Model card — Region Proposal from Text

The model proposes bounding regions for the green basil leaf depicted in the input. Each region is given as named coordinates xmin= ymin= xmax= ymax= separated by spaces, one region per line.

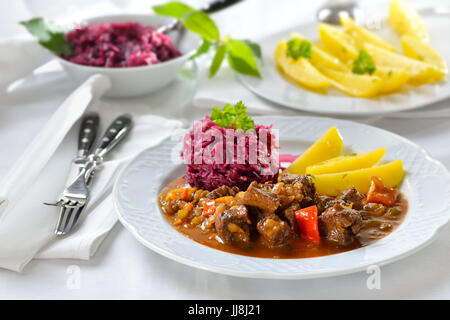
xmin=152 ymin=1 xmax=195 ymax=19
xmin=209 ymin=44 xmax=227 ymax=77
xmin=226 ymin=39 xmax=261 ymax=78
xmin=227 ymin=55 xmax=261 ymax=78
xmin=243 ymin=39 xmax=262 ymax=60
xmin=20 ymin=17 xmax=72 ymax=55
xmin=190 ymin=39 xmax=211 ymax=60
xmin=41 ymin=33 xmax=72 ymax=55
xmin=181 ymin=11 xmax=220 ymax=41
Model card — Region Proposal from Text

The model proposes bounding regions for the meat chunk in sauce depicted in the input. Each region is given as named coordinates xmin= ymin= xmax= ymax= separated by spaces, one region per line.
xmin=279 ymin=201 xmax=300 ymax=237
xmin=215 ymin=205 xmax=252 ymax=244
xmin=279 ymin=173 xmax=316 ymax=207
xmin=246 ymin=203 xmax=292 ymax=247
xmin=338 ymin=186 xmax=366 ymax=210
xmin=256 ymin=214 xmax=291 ymax=247
xmin=319 ymin=202 xmax=363 ymax=246
xmin=241 ymin=182 xmax=280 ymax=213
xmin=206 ymin=185 xmax=240 ymax=199
xmin=315 ymin=195 xmax=338 ymax=215
xmin=316 ymin=187 xmax=366 ymax=214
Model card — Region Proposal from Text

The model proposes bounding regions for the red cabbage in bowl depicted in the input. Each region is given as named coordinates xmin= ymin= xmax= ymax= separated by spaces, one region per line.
xmin=62 ymin=22 xmax=181 ymax=67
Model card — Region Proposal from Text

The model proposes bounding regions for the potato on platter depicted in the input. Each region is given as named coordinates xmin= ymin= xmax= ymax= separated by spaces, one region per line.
xmin=318 ymin=67 xmax=382 ymax=98
xmin=318 ymin=23 xmax=359 ymax=62
xmin=312 ymin=160 xmax=404 ymax=196
xmin=364 ymin=43 xmax=443 ymax=85
xmin=290 ymin=32 xmax=349 ymax=72
xmin=274 ymin=41 xmax=331 ymax=89
xmin=287 ymin=127 xmax=343 ymax=175
xmin=305 ymin=147 xmax=386 ymax=175
xmin=401 ymin=35 xmax=448 ymax=76
xmin=373 ymin=67 xmax=410 ymax=94
xmin=340 ymin=17 xmax=397 ymax=52
xmin=388 ymin=0 xmax=428 ymax=41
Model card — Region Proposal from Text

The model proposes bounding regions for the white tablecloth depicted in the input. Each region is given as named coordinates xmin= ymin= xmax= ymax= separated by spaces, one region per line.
xmin=1 ymin=0 xmax=450 ymax=299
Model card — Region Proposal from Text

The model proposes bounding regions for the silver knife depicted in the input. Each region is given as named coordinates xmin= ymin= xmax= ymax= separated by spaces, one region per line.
xmin=55 ymin=114 xmax=133 ymax=235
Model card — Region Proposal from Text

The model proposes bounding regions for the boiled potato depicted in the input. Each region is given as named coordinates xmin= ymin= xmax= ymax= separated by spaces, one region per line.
xmin=306 ymin=147 xmax=386 ymax=175
xmin=290 ymin=33 xmax=349 ymax=72
xmin=388 ymin=0 xmax=428 ymax=41
xmin=274 ymin=0 xmax=446 ymax=98
xmin=318 ymin=23 xmax=359 ymax=62
xmin=287 ymin=126 xmax=343 ymax=175
xmin=340 ymin=17 xmax=397 ymax=52
xmin=317 ymin=67 xmax=382 ymax=98
xmin=312 ymin=160 xmax=404 ymax=195
xmin=274 ymin=40 xmax=331 ymax=89
xmin=364 ymin=43 xmax=443 ymax=85
xmin=401 ymin=35 xmax=448 ymax=76
xmin=374 ymin=66 xmax=410 ymax=94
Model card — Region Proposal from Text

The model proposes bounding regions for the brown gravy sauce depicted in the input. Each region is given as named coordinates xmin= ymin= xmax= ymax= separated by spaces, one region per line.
xmin=159 ymin=176 xmax=408 ymax=259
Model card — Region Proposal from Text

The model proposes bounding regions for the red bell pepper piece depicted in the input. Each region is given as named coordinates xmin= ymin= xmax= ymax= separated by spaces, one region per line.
xmin=367 ymin=176 xmax=398 ymax=206
xmin=202 ymin=199 xmax=217 ymax=217
xmin=295 ymin=205 xmax=320 ymax=244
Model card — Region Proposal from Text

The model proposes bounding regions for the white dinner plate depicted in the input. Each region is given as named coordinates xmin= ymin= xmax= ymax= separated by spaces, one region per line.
xmin=113 ymin=116 xmax=450 ymax=279
xmin=238 ymin=15 xmax=450 ymax=115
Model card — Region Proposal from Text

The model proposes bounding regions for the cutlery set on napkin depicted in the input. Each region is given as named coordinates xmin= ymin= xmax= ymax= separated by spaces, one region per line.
xmin=44 ymin=113 xmax=132 ymax=235
xmin=0 ymin=73 xmax=183 ymax=272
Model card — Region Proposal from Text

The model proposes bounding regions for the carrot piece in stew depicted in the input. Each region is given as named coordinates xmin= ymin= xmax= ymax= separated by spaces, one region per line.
xmin=295 ymin=205 xmax=320 ymax=243
xmin=181 ymin=188 xmax=190 ymax=201
xmin=367 ymin=176 xmax=398 ymax=206
xmin=202 ymin=199 xmax=217 ymax=217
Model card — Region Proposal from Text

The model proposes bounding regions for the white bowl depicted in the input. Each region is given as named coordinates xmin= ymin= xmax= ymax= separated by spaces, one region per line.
xmin=55 ymin=14 xmax=201 ymax=97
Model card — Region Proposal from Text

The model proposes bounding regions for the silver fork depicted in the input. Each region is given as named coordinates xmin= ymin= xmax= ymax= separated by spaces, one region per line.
xmin=54 ymin=168 xmax=97 ymax=235
xmin=44 ymin=162 xmax=94 ymax=209
xmin=55 ymin=203 xmax=85 ymax=235
xmin=44 ymin=113 xmax=100 ymax=210
xmin=45 ymin=113 xmax=100 ymax=233
xmin=54 ymin=114 xmax=132 ymax=235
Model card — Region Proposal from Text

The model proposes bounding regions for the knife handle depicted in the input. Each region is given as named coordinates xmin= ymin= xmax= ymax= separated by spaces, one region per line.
xmin=202 ymin=0 xmax=243 ymax=13
xmin=78 ymin=113 xmax=100 ymax=157
xmin=94 ymin=114 xmax=132 ymax=158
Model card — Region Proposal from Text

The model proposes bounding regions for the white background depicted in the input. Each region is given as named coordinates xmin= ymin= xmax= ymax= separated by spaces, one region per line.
xmin=1 ymin=0 xmax=450 ymax=299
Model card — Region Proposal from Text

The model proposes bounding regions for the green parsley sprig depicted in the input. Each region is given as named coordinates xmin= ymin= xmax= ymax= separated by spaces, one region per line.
xmin=153 ymin=1 xmax=262 ymax=78
xmin=352 ymin=50 xmax=376 ymax=75
xmin=210 ymin=101 xmax=255 ymax=131
xmin=286 ymin=38 xmax=312 ymax=60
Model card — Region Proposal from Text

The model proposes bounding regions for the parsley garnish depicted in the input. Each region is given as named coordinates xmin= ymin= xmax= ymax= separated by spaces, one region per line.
xmin=352 ymin=50 xmax=376 ymax=75
xmin=210 ymin=101 xmax=255 ymax=131
xmin=286 ymin=39 xmax=312 ymax=60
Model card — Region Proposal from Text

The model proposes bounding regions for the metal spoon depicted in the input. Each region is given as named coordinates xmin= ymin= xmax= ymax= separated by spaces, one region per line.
xmin=317 ymin=0 xmax=450 ymax=25
xmin=316 ymin=0 xmax=364 ymax=25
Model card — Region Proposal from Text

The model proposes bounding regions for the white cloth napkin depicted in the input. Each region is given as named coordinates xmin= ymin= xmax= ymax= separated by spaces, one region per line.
xmin=0 ymin=72 xmax=183 ymax=272
xmin=0 ymin=36 xmax=52 ymax=88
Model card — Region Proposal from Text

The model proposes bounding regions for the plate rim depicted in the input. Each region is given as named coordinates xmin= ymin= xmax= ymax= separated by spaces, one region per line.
xmin=238 ymin=20 xmax=450 ymax=116
xmin=113 ymin=115 xmax=450 ymax=279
